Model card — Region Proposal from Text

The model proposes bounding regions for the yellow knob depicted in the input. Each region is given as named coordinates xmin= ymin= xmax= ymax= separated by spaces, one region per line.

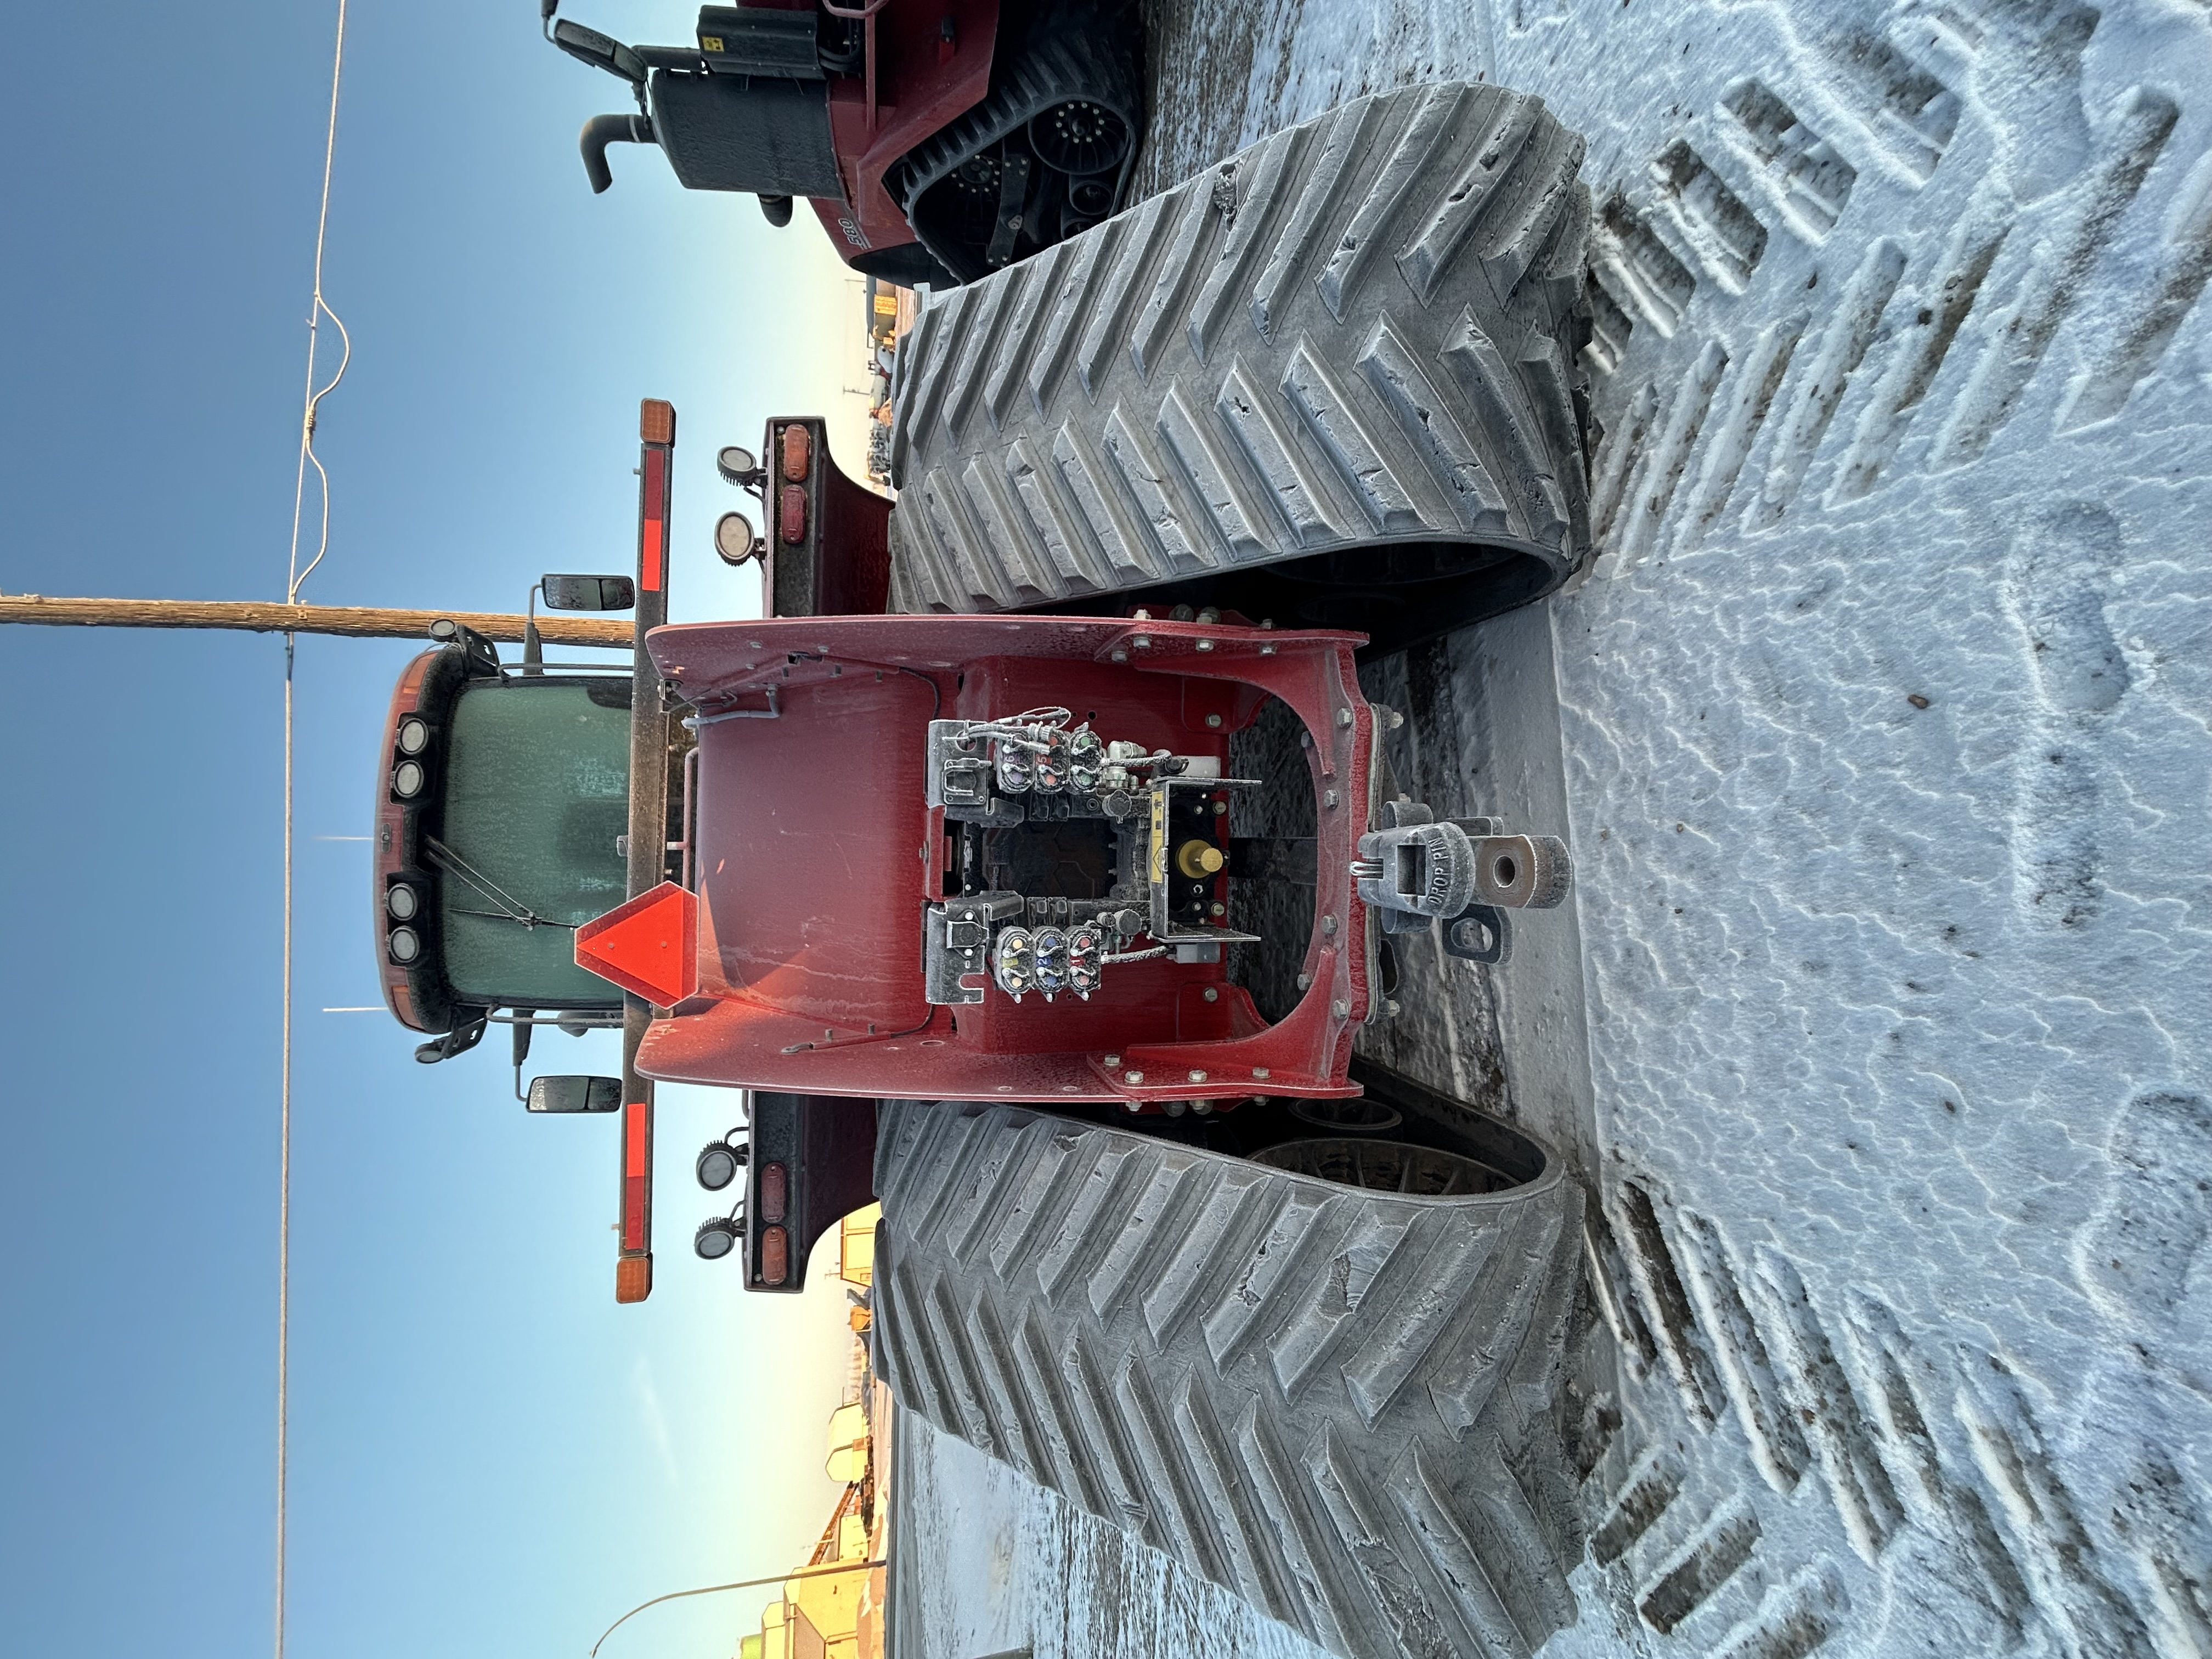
xmin=1176 ymin=839 xmax=1226 ymax=879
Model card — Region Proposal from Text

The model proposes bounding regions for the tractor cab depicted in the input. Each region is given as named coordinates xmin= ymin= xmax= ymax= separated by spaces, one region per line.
xmin=371 ymin=590 xmax=687 ymax=1097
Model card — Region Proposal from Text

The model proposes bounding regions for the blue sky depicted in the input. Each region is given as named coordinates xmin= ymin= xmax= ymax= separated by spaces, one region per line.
xmin=1 ymin=4 xmax=877 ymax=1655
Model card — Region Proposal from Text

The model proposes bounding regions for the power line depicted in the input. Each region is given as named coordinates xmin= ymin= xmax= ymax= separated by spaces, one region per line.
xmin=278 ymin=5 xmax=348 ymax=1659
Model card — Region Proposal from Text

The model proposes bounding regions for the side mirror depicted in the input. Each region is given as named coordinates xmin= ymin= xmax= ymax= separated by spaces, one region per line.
xmin=526 ymin=1075 xmax=624 ymax=1114
xmin=551 ymin=18 xmax=646 ymax=83
xmin=540 ymin=573 xmax=636 ymax=611
xmin=716 ymin=446 xmax=760 ymax=486
xmin=714 ymin=512 xmax=762 ymax=567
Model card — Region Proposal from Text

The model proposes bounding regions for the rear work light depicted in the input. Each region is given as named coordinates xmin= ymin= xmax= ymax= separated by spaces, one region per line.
xmin=392 ymin=760 xmax=426 ymax=799
xmin=694 ymin=1216 xmax=740 ymax=1260
xmin=387 ymin=926 xmax=420 ymax=965
xmin=396 ymin=716 xmax=430 ymax=755
xmin=385 ymin=884 xmax=420 ymax=922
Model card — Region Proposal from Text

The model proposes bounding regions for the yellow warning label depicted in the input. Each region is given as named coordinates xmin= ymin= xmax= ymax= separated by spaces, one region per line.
xmin=699 ymin=34 xmax=725 ymax=50
xmin=1148 ymin=785 xmax=1167 ymax=885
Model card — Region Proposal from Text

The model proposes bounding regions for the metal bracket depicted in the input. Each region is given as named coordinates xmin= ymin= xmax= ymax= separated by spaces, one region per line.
xmin=1440 ymin=904 xmax=1511 ymax=965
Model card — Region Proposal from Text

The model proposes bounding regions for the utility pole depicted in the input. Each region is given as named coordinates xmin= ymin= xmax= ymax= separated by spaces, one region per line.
xmin=0 ymin=592 xmax=631 ymax=647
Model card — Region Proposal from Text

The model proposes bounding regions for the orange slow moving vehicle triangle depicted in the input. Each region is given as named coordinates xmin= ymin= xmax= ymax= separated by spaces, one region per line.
xmin=575 ymin=881 xmax=698 ymax=1008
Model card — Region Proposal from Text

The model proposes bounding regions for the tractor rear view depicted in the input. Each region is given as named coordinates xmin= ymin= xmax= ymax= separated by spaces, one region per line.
xmin=379 ymin=78 xmax=1608 ymax=1659
xmin=544 ymin=0 xmax=1144 ymax=286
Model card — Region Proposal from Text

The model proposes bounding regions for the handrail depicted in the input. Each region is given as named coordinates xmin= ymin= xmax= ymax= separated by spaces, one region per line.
xmin=819 ymin=0 xmax=894 ymax=133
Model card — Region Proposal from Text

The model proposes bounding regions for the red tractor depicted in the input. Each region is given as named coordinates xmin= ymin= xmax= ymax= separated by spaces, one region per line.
xmin=378 ymin=82 xmax=1606 ymax=1659
xmin=543 ymin=0 xmax=1144 ymax=286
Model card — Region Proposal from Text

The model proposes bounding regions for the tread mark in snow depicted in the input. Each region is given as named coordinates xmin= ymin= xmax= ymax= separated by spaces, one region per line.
xmin=1612 ymin=1182 xmax=1726 ymax=1424
xmin=1808 ymin=27 xmax=1960 ymax=184
xmin=1651 ymin=140 xmax=1771 ymax=293
xmin=1582 ymin=1206 xmax=1660 ymax=1373
xmin=2062 ymin=138 xmax=2212 ymax=430
xmin=1707 ymin=1564 xmax=1847 ymax=1659
xmin=1670 ymin=1208 xmax=1810 ymax=1493
xmin=1591 ymin=1449 xmax=1685 ymax=1565
xmin=1839 ymin=1293 xmax=2034 ymax=1635
xmin=1616 ymin=338 xmax=1729 ymax=568
xmin=1830 ymin=199 xmax=2010 ymax=502
xmin=1717 ymin=81 xmax=1859 ymax=244
xmin=1955 ymin=1364 xmax=2153 ymax=1655
xmin=1638 ymin=1495 xmax=1762 ymax=1634
xmin=1935 ymin=86 xmax=2179 ymax=469
xmin=1750 ymin=239 xmax=1906 ymax=529
xmin=1590 ymin=380 xmax=1661 ymax=546
xmin=1680 ymin=311 xmax=1808 ymax=548
xmin=1746 ymin=1248 xmax=1905 ymax=1564
xmin=1593 ymin=193 xmax=1697 ymax=336
xmin=1583 ymin=276 xmax=1634 ymax=374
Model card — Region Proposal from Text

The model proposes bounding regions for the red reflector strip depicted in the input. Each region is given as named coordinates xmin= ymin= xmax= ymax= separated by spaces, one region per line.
xmin=780 ymin=423 xmax=811 ymax=482
xmin=641 ymin=447 xmax=668 ymax=592
xmin=758 ymin=1224 xmax=789 ymax=1286
xmin=759 ymin=1161 xmax=788 ymax=1223
xmin=622 ymin=1100 xmax=649 ymax=1252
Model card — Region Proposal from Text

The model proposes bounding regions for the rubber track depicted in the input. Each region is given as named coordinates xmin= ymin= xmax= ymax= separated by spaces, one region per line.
xmin=886 ymin=82 xmax=1594 ymax=614
xmin=872 ymin=1100 xmax=1589 ymax=1659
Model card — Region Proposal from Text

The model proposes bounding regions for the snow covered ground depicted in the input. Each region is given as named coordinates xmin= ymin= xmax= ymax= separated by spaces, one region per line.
xmin=891 ymin=0 xmax=2212 ymax=1654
